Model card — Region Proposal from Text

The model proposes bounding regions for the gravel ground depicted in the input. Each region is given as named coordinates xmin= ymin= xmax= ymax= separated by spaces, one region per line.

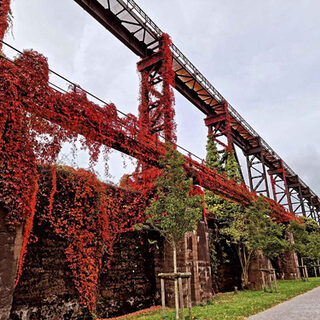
xmin=247 ymin=286 xmax=320 ymax=320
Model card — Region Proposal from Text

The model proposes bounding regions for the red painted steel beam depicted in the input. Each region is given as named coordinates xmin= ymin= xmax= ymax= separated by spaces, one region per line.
xmin=175 ymin=77 xmax=213 ymax=115
xmin=204 ymin=114 xmax=227 ymax=126
xmin=73 ymin=0 xmax=151 ymax=58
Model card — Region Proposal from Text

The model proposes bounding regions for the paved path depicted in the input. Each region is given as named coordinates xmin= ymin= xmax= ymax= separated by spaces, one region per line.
xmin=247 ymin=286 xmax=320 ymax=320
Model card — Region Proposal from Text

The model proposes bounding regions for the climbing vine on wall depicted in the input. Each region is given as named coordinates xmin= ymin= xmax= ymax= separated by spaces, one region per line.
xmin=0 ymin=49 xmax=155 ymax=311
xmin=35 ymin=166 xmax=147 ymax=312
xmin=138 ymin=33 xmax=176 ymax=143
xmin=0 ymin=0 xmax=10 ymax=50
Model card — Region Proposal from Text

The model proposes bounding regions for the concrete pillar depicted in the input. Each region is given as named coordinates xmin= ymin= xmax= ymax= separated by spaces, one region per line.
xmin=157 ymin=221 xmax=213 ymax=307
xmin=275 ymin=231 xmax=300 ymax=280
xmin=195 ymin=221 xmax=212 ymax=303
xmin=186 ymin=229 xmax=201 ymax=305
xmin=248 ymin=250 xmax=272 ymax=290
xmin=0 ymin=206 xmax=23 ymax=320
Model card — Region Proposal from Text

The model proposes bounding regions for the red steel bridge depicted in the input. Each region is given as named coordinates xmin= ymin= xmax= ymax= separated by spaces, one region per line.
xmin=72 ymin=0 xmax=320 ymax=222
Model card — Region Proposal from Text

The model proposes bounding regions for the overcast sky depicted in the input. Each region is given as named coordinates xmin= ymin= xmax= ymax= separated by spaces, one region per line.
xmin=4 ymin=0 xmax=320 ymax=195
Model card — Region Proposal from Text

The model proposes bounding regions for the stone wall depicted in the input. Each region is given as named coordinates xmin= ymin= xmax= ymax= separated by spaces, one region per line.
xmin=10 ymin=220 xmax=90 ymax=320
xmin=207 ymin=220 xmax=242 ymax=293
xmin=155 ymin=221 xmax=213 ymax=307
xmin=274 ymin=231 xmax=300 ymax=280
xmin=4 ymin=207 xmax=213 ymax=319
xmin=211 ymin=245 xmax=242 ymax=293
xmin=10 ymin=219 xmax=160 ymax=320
xmin=0 ymin=206 xmax=23 ymax=320
xmin=208 ymin=227 xmax=299 ymax=292
xmin=196 ymin=222 xmax=213 ymax=302
xmin=248 ymin=250 xmax=272 ymax=290
xmin=96 ymin=231 xmax=160 ymax=319
xmin=2 ymin=201 xmax=300 ymax=319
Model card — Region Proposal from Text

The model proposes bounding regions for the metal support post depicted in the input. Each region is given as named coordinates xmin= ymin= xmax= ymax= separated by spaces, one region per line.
xmin=268 ymin=160 xmax=293 ymax=212
xmin=137 ymin=34 xmax=176 ymax=143
xmin=204 ymin=101 xmax=234 ymax=154
xmin=287 ymin=176 xmax=306 ymax=217
xmin=245 ymin=138 xmax=270 ymax=197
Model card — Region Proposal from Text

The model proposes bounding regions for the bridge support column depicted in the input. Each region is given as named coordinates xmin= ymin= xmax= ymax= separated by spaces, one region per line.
xmin=244 ymin=138 xmax=270 ymax=197
xmin=300 ymin=189 xmax=320 ymax=222
xmin=287 ymin=176 xmax=306 ymax=217
xmin=307 ymin=202 xmax=317 ymax=221
xmin=204 ymin=102 xmax=245 ymax=180
xmin=312 ymin=200 xmax=320 ymax=224
xmin=204 ymin=101 xmax=233 ymax=154
xmin=157 ymin=221 xmax=213 ymax=307
xmin=247 ymin=250 xmax=272 ymax=290
xmin=308 ymin=196 xmax=320 ymax=223
xmin=275 ymin=230 xmax=300 ymax=280
xmin=268 ymin=160 xmax=293 ymax=213
xmin=137 ymin=34 xmax=176 ymax=143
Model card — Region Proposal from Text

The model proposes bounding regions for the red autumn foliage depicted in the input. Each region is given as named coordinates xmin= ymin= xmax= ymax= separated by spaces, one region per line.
xmin=34 ymin=166 xmax=147 ymax=312
xmin=138 ymin=34 xmax=176 ymax=143
xmin=0 ymin=0 xmax=10 ymax=50
xmin=0 ymin=48 xmax=152 ymax=312
xmin=263 ymin=196 xmax=300 ymax=224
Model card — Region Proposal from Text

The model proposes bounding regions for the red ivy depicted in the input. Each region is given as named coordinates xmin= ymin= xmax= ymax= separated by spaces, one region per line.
xmin=137 ymin=34 xmax=176 ymax=143
xmin=0 ymin=51 xmax=151 ymax=312
xmin=35 ymin=166 xmax=147 ymax=312
xmin=0 ymin=0 xmax=10 ymax=50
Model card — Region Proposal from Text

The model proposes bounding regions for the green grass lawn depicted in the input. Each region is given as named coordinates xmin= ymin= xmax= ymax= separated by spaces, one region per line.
xmin=124 ymin=278 xmax=320 ymax=320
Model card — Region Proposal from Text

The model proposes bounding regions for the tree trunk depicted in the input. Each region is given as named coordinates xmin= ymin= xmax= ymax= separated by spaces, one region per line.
xmin=243 ymin=263 xmax=250 ymax=288
xmin=301 ymin=257 xmax=305 ymax=280
xmin=172 ymin=240 xmax=179 ymax=320
xmin=237 ymin=244 xmax=251 ymax=289
xmin=237 ymin=245 xmax=244 ymax=288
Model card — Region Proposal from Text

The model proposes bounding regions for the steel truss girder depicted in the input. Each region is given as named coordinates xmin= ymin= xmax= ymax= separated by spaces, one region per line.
xmin=204 ymin=101 xmax=233 ymax=153
xmin=302 ymin=196 xmax=320 ymax=222
xmin=268 ymin=160 xmax=293 ymax=213
xmin=137 ymin=36 xmax=175 ymax=143
xmin=204 ymin=104 xmax=246 ymax=182
xmin=287 ymin=176 xmax=306 ymax=217
xmin=288 ymin=188 xmax=306 ymax=217
xmin=245 ymin=139 xmax=270 ymax=197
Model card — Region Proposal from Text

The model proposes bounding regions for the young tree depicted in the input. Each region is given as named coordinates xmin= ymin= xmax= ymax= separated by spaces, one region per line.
xmin=290 ymin=217 xmax=320 ymax=266
xmin=145 ymin=142 xmax=202 ymax=319
xmin=204 ymin=135 xmax=287 ymax=288
xmin=221 ymin=197 xmax=287 ymax=288
xmin=308 ymin=232 xmax=320 ymax=266
xmin=224 ymin=151 xmax=242 ymax=183
xmin=205 ymin=134 xmax=223 ymax=174
xmin=204 ymin=136 xmax=242 ymax=220
xmin=204 ymin=136 xmax=243 ymax=286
